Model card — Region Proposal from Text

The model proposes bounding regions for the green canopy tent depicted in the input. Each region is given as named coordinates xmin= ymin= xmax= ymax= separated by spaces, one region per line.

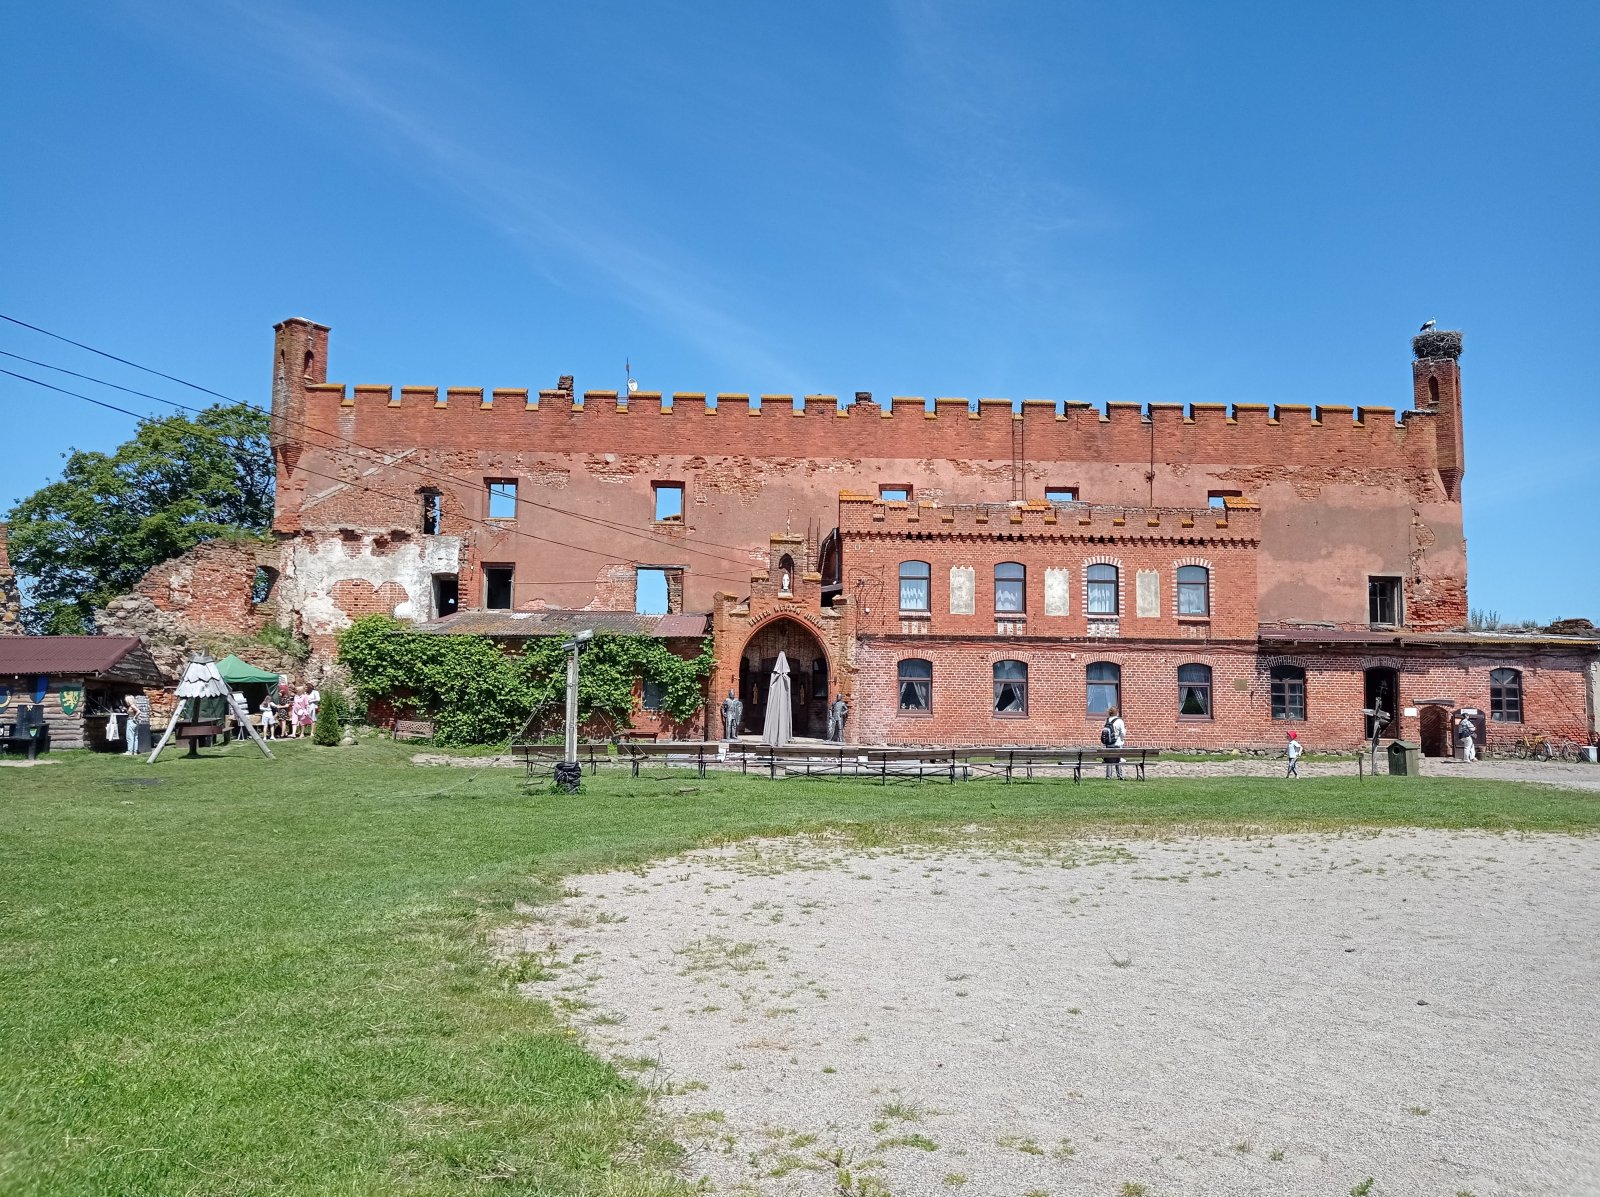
xmin=215 ymin=655 xmax=281 ymax=730
xmin=216 ymin=656 xmax=280 ymax=685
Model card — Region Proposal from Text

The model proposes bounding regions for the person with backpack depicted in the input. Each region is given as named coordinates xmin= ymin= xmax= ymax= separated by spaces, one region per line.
xmin=1285 ymin=730 xmax=1302 ymax=778
xmin=1101 ymin=706 xmax=1127 ymax=780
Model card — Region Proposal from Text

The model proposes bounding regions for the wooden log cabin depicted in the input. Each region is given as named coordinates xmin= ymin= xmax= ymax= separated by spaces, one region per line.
xmin=0 ymin=636 xmax=167 ymax=753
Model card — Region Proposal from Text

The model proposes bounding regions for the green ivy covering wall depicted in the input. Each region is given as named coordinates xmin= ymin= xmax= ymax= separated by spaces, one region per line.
xmin=337 ymin=615 xmax=715 ymax=745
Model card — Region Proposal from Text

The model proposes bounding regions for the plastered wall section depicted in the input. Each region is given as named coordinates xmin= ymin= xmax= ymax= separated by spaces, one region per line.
xmin=281 ymin=531 xmax=463 ymax=655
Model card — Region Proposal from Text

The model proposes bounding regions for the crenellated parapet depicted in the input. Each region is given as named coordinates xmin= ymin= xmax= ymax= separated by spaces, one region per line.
xmin=272 ymin=319 xmax=1447 ymax=477
xmin=837 ymin=495 xmax=1262 ymax=547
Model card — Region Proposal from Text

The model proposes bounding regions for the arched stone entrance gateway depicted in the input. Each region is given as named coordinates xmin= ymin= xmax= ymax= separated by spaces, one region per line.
xmin=737 ymin=617 xmax=830 ymax=738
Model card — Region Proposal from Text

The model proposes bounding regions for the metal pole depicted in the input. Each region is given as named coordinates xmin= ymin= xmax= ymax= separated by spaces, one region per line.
xmin=554 ymin=630 xmax=590 ymax=793
xmin=563 ymin=642 xmax=579 ymax=765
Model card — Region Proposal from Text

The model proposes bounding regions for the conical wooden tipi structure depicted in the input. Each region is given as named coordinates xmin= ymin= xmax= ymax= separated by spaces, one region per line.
xmin=146 ymin=652 xmax=273 ymax=762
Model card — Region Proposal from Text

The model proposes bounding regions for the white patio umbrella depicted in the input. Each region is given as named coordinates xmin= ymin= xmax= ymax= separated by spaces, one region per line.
xmin=761 ymin=652 xmax=792 ymax=747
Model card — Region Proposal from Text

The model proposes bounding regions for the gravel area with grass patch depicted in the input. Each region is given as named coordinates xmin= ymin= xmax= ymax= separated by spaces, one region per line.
xmin=514 ymin=829 xmax=1600 ymax=1197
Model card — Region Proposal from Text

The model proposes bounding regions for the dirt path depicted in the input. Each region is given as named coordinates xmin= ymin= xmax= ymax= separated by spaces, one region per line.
xmin=515 ymin=830 xmax=1600 ymax=1197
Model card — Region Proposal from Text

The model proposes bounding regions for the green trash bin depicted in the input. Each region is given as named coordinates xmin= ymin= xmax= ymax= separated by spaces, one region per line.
xmin=1386 ymin=739 xmax=1421 ymax=776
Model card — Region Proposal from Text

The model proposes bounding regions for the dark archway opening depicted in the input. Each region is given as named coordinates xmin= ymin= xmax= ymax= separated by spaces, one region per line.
xmin=1364 ymin=668 xmax=1400 ymax=740
xmin=736 ymin=617 xmax=829 ymax=738
xmin=1419 ymin=704 xmax=1450 ymax=757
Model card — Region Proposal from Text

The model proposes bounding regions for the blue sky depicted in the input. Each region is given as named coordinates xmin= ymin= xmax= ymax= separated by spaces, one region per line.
xmin=2 ymin=1 xmax=1595 ymax=622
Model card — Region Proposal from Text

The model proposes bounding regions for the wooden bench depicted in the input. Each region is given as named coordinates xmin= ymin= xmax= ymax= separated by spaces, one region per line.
xmin=620 ymin=741 xmax=722 ymax=779
xmin=973 ymin=747 xmax=1162 ymax=783
xmin=510 ymin=742 xmax=612 ymax=779
xmin=728 ymin=744 xmax=970 ymax=783
xmin=1087 ymin=748 xmax=1160 ymax=781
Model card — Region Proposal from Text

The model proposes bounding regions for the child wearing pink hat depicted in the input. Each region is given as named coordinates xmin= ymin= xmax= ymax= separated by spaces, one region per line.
xmin=1285 ymin=730 xmax=1302 ymax=778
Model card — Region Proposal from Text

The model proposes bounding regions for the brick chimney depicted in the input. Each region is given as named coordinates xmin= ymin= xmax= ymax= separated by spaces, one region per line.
xmin=1412 ymin=329 xmax=1464 ymax=502
xmin=0 ymin=523 xmax=22 ymax=634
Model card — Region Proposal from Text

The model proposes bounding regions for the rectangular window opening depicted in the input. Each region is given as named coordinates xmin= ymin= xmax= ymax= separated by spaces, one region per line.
xmin=897 ymin=659 xmax=932 ymax=712
xmin=1044 ymin=487 xmax=1078 ymax=504
xmin=1368 ymin=576 xmax=1402 ymax=627
xmin=636 ymin=567 xmax=684 ymax=615
xmin=641 ymin=678 xmax=667 ymax=711
xmin=653 ymin=482 xmax=684 ymax=522
xmin=1208 ymin=490 xmax=1242 ymax=509
xmin=421 ymin=490 xmax=443 ymax=534
xmin=486 ymin=479 xmax=518 ymax=520
xmin=484 ymin=566 xmax=514 ymax=610
xmin=879 ymin=485 xmax=912 ymax=502
xmin=432 ymin=573 xmax=459 ymax=617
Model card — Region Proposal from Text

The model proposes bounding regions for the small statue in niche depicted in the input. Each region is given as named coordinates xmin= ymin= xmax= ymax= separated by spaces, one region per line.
xmin=720 ymin=690 xmax=744 ymax=740
xmin=780 ymin=569 xmax=791 ymax=595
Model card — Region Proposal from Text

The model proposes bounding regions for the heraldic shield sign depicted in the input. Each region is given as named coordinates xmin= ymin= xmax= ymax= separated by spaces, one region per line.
xmin=59 ymin=684 xmax=84 ymax=716
xmin=0 ymin=683 xmax=10 ymax=710
xmin=32 ymin=675 xmax=48 ymax=703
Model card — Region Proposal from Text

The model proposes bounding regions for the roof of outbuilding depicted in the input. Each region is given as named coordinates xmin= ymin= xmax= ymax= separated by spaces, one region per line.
xmin=408 ymin=610 xmax=710 ymax=639
xmin=0 ymin=635 xmax=168 ymax=684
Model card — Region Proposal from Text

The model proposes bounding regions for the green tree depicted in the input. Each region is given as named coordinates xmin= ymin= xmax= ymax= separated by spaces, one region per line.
xmin=5 ymin=404 xmax=272 ymax=632
xmin=311 ymin=690 xmax=345 ymax=747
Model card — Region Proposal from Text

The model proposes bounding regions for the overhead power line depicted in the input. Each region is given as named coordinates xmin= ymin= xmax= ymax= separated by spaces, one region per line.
xmin=0 ymin=366 xmax=752 ymax=589
xmin=0 ymin=313 xmax=783 ymax=572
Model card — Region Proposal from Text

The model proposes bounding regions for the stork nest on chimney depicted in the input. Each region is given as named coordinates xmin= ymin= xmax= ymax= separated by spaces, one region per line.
xmin=1412 ymin=330 xmax=1463 ymax=361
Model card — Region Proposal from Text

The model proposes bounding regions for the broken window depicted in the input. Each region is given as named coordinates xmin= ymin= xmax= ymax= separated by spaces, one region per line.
xmin=1177 ymin=565 xmax=1210 ymax=616
xmin=898 ymin=658 xmax=932 ymax=711
xmin=879 ymin=484 xmax=912 ymax=502
xmin=484 ymin=565 xmax=514 ymax=610
xmin=899 ymin=561 xmax=931 ymax=613
xmin=653 ymin=482 xmax=684 ymax=522
xmin=1270 ymin=664 xmax=1306 ymax=721
xmin=1368 ymin=577 xmax=1402 ymax=627
xmin=1178 ymin=663 xmax=1212 ymax=718
xmin=486 ymin=479 xmax=517 ymax=520
xmin=1086 ymin=661 xmax=1120 ymax=716
xmin=250 ymin=566 xmax=279 ymax=606
xmin=1044 ymin=487 xmax=1078 ymax=504
xmin=993 ymin=660 xmax=1028 ymax=715
xmin=641 ymin=678 xmax=666 ymax=711
xmin=420 ymin=489 xmax=443 ymax=534
xmin=1489 ymin=668 xmax=1522 ymax=723
xmin=994 ymin=562 xmax=1025 ymax=614
xmin=636 ymin=567 xmax=683 ymax=615
xmin=433 ymin=573 xmax=459 ymax=617
xmin=1086 ymin=563 xmax=1119 ymax=615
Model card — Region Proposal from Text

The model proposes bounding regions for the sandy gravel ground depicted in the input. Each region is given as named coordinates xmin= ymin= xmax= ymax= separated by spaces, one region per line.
xmin=514 ymin=830 xmax=1600 ymax=1197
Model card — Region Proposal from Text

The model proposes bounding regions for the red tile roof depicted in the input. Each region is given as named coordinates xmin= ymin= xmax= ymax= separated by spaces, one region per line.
xmin=0 ymin=636 xmax=166 ymax=682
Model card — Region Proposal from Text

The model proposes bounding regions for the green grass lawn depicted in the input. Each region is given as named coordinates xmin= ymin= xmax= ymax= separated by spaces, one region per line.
xmin=1 ymin=738 xmax=1594 ymax=1196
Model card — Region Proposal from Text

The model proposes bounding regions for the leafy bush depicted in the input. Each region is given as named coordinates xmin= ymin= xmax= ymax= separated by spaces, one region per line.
xmin=312 ymin=689 xmax=344 ymax=746
xmin=256 ymin=621 xmax=310 ymax=661
xmin=337 ymin=616 xmax=715 ymax=746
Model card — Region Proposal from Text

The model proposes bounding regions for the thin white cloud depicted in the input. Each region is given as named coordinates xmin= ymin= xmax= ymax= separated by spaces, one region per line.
xmin=184 ymin=2 xmax=805 ymax=384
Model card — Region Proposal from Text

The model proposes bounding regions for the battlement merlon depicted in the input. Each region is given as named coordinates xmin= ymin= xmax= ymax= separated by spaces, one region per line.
xmin=837 ymin=495 xmax=1263 ymax=545
xmin=272 ymin=320 xmax=1458 ymax=475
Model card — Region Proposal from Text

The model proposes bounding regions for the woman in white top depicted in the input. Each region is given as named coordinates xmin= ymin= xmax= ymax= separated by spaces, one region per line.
xmin=1102 ymin=706 xmax=1127 ymax=780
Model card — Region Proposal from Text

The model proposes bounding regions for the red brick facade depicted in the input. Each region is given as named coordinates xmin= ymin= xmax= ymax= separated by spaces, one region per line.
xmin=253 ymin=318 xmax=1596 ymax=750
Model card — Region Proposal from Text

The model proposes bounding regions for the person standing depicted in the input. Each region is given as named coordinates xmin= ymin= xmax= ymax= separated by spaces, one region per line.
xmin=307 ymin=684 xmax=322 ymax=730
xmin=123 ymin=693 xmax=143 ymax=757
xmin=1455 ymin=712 xmax=1477 ymax=762
xmin=260 ymin=693 xmax=279 ymax=741
xmin=1102 ymin=706 xmax=1127 ymax=780
xmin=1285 ymin=730 xmax=1302 ymax=778
xmin=290 ymin=685 xmax=311 ymax=739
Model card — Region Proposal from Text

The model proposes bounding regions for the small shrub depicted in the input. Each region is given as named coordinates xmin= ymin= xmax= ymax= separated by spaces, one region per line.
xmin=312 ymin=689 xmax=344 ymax=746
